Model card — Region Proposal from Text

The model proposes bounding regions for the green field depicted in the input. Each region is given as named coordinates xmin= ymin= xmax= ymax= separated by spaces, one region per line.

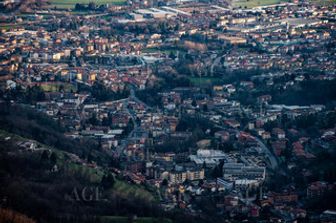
xmin=310 ymin=0 xmax=336 ymax=5
xmin=113 ymin=180 xmax=155 ymax=202
xmin=232 ymin=0 xmax=288 ymax=8
xmin=50 ymin=0 xmax=127 ymax=8
xmin=39 ymin=82 xmax=77 ymax=92
xmin=188 ymin=76 xmax=222 ymax=87
xmin=233 ymin=0 xmax=335 ymax=8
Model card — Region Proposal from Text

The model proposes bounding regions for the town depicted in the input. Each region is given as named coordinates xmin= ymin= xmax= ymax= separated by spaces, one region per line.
xmin=0 ymin=0 xmax=335 ymax=222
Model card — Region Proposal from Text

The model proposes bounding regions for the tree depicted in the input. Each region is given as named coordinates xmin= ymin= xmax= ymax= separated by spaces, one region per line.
xmin=25 ymin=86 xmax=45 ymax=104
xmin=90 ymin=81 xmax=129 ymax=101
xmin=101 ymin=173 xmax=115 ymax=189
xmin=125 ymin=118 xmax=134 ymax=135
xmin=88 ymin=2 xmax=96 ymax=10
xmin=161 ymin=179 xmax=168 ymax=186
xmin=88 ymin=113 xmax=99 ymax=126
xmin=169 ymin=51 xmax=176 ymax=60
xmin=40 ymin=150 xmax=49 ymax=162
xmin=50 ymin=152 xmax=58 ymax=165
xmin=87 ymin=150 xmax=94 ymax=163
xmin=191 ymin=99 xmax=197 ymax=107
xmin=74 ymin=3 xmax=83 ymax=11
xmin=102 ymin=116 xmax=111 ymax=126
xmin=211 ymin=160 xmax=224 ymax=178
xmin=202 ymin=104 xmax=208 ymax=112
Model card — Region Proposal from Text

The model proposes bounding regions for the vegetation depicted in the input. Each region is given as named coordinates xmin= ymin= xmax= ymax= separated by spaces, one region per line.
xmin=233 ymin=0 xmax=288 ymax=9
xmin=0 ymin=130 xmax=161 ymax=223
xmin=4 ymin=85 xmax=45 ymax=104
xmin=0 ymin=208 xmax=36 ymax=223
xmin=155 ymin=115 xmax=216 ymax=153
xmin=135 ymin=75 xmax=191 ymax=107
xmin=0 ymin=106 xmax=207 ymax=223
xmin=80 ymin=81 xmax=130 ymax=102
xmin=0 ymin=102 xmax=109 ymax=164
xmin=50 ymin=0 xmax=127 ymax=9
xmin=100 ymin=216 xmax=173 ymax=223
xmin=100 ymin=216 xmax=172 ymax=223
xmin=272 ymin=79 xmax=336 ymax=106
xmin=39 ymin=82 xmax=77 ymax=93
xmin=113 ymin=180 xmax=155 ymax=202
xmin=188 ymin=77 xmax=222 ymax=87
xmin=309 ymin=0 xmax=336 ymax=6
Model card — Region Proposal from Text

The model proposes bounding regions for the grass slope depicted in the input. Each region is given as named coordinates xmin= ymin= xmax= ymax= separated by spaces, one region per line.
xmin=0 ymin=129 xmax=161 ymax=222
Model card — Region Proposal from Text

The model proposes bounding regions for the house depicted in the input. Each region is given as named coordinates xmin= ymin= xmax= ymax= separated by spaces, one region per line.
xmin=224 ymin=119 xmax=240 ymax=128
xmin=306 ymin=181 xmax=334 ymax=198
xmin=272 ymin=128 xmax=286 ymax=139
xmin=270 ymin=192 xmax=298 ymax=204
xmin=271 ymin=140 xmax=287 ymax=156
xmin=262 ymin=131 xmax=271 ymax=140
xmin=257 ymin=95 xmax=272 ymax=104
xmin=214 ymin=130 xmax=230 ymax=142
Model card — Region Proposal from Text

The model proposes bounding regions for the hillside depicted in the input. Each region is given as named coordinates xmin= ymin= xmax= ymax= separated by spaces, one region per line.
xmin=0 ymin=103 xmax=204 ymax=223
xmin=0 ymin=129 xmax=169 ymax=223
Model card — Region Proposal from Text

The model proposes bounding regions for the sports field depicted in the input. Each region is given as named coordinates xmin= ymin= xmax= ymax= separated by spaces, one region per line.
xmin=50 ymin=0 xmax=127 ymax=8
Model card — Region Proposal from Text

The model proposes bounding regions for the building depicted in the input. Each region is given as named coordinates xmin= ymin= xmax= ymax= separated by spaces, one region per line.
xmin=189 ymin=149 xmax=227 ymax=168
xmin=168 ymin=164 xmax=205 ymax=184
xmin=223 ymin=163 xmax=266 ymax=181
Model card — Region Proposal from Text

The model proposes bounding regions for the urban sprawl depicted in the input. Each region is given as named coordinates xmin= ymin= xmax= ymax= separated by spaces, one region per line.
xmin=0 ymin=0 xmax=336 ymax=222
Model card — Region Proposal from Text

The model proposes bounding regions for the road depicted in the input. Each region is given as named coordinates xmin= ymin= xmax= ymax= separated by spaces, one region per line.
xmin=129 ymin=86 xmax=152 ymax=110
xmin=253 ymin=136 xmax=279 ymax=170
xmin=214 ymin=124 xmax=279 ymax=170
xmin=113 ymin=86 xmax=150 ymax=157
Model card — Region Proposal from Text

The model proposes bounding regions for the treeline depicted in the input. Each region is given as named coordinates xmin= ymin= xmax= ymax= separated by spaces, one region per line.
xmin=74 ymin=2 xmax=109 ymax=12
xmin=155 ymin=115 xmax=216 ymax=153
xmin=113 ymin=22 xmax=180 ymax=35
xmin=135 ymin=73 xmax=192 ymax=107
xmin=273 ymin=79 xmax=336 ymax=106
xmin=78 ymin=81 xmax=130 ymax=102
xmin=3 ymin=85 xmax=45 ymax=104
xmin=135 ymin=86 xmax=163 ymax=107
